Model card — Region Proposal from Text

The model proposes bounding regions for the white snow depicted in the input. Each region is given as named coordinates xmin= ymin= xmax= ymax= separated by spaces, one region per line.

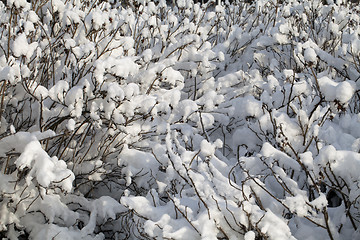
xmin=15 ymin=140 xmax=74 ymax=192
xmin=49 ymin=80 xmax=69 ymax=102
xmin=12 ymin=33 xmax=38 ymax=59
xmin=2 ymin=1 xmax=360 ymax=240
xmin=318 ymin=77 xmax=355 ymax=104
xmin=304 ymin=48 xmax=317 ymax=64
xmin=66 ymin=119 xmax=76 ymax=131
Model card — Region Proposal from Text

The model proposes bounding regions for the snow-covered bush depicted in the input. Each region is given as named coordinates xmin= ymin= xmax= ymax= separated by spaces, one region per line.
xmin=0 ymin=0 xmax=360 ymax=239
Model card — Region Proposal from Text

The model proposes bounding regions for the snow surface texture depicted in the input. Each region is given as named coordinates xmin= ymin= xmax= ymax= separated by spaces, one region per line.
xmin=0 ymin=0 xmax=360 ymax=239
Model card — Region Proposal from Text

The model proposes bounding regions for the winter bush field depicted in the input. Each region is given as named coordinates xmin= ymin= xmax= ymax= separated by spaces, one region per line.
xmin=0 ymin=0 xmax=360 ymax=239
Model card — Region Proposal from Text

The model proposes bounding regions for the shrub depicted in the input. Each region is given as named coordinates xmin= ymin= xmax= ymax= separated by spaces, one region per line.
xmin=0 ymin=0 xmax=359 ymax=239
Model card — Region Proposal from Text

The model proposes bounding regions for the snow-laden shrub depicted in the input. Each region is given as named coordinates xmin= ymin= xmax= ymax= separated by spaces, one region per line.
xmin=0 ymin=0 xmax=360 ymax=239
